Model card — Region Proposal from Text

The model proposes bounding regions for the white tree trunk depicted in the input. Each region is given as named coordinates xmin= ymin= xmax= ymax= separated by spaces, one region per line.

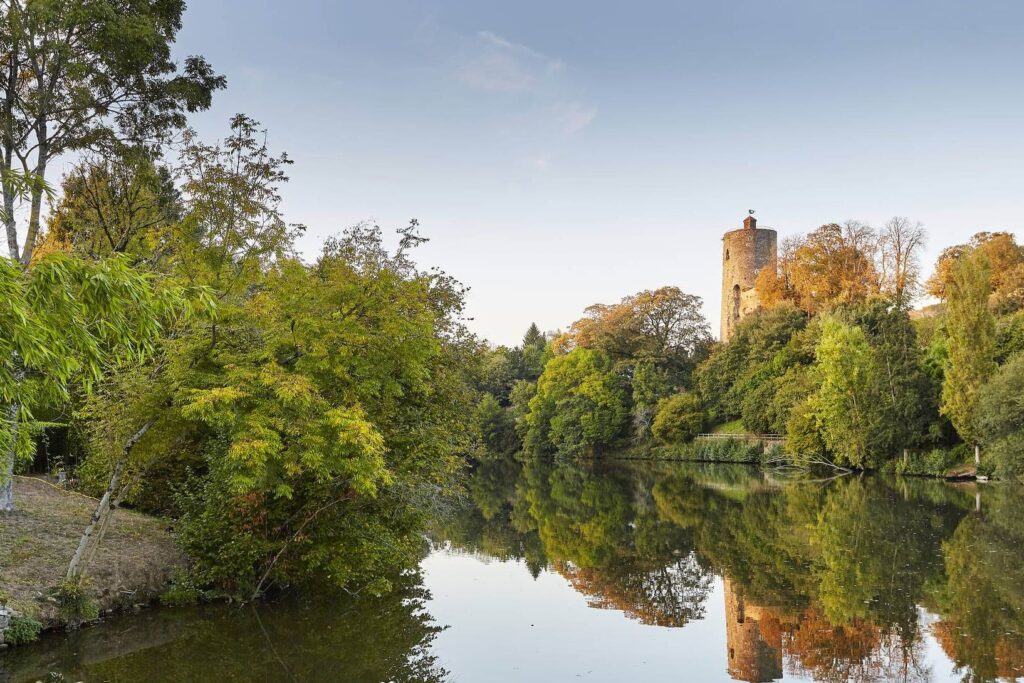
xmin=66 ymin=420 xmax=153 ymax=581
xmin=1 ymin=402 xmax=18 ymax=513
xmin=975 ymin=444 xmax=981 ymax=466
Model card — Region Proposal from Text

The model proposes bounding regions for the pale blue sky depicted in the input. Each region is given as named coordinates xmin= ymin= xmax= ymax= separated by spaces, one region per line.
xmin=175 ymin=1 xmax=1024 ymax=345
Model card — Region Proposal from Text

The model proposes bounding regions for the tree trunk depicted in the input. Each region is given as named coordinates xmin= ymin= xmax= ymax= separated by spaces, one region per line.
xmin=20 ymin=138 xmax=47 ymax=267
xmin=1 ymin=402 xmax=19 ymax=513
xmin=2 ymin=38 xmax=20 ymax=260
xmin=66 ymin=420 xmax=153 ymax=581
xmin=975 ymin=443 xmax=980 ymax=467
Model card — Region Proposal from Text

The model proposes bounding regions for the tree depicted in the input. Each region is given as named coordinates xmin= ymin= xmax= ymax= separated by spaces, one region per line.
xmin=927 ymin=232 xmax=1024 ymax=312
xmin=758 ymin=219 xmax=925 ymax=314
xmin=554 ymin=286 xmax=711 ymax=386
xmin=174 ymin=114 xmax=301 ymax=297
xmin=476 ymin=393 xmax=518 ymax=455
xmin=631 ymin=358 xmax=671 ymax=441
xmin=0 ymin=0 xmax=224 ymax=266
xmin=0 ymin=253 xmax=190 ymax=512
xmin=516 ymin=322 xmax=550 ymax=382
xmin=44 ymin=151 xmax=180 ymax=260
xmin=813 ymin=318 xmax=877 ymax=468
xmin=787 ymin=223 xmax=881 ymax=314
xmin=524 ymin=348 xmax=628 ymax=456
xmin=878 ymin=217 xmax=926 ymax=308
xmin=941 ymin=251 xmax=997 ymax=459
xmin=693 ymin=304 xmax=809 ymax=424
xmin=168 ymin=225 xmax=476 ymax=598
xmin=839 ymin=299 xmax=940 ymax=454
xmin=976 ymin=355 xmax=1024 ymax=481
xmin=651 ymin=393 xmax=705 ymax=445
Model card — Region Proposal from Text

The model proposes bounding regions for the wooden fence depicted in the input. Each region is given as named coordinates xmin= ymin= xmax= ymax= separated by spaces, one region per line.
xmin=695 ymin=432 xmax=786 ymax=445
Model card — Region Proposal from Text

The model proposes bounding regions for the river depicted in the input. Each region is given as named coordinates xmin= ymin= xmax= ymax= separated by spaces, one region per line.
xmin=2 ymin=458 xmax=1022 ymax=682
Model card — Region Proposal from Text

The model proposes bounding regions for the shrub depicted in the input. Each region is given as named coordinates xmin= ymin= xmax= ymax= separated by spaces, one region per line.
xmin=657 ymin=437 xmax=764 ymax=463
xmin=4 ymin=614 xmax=43 ymax=645
xmin=692 ymin=439 xmax=763 ymax=463
xmin=54 ymin=579 xmax=100 ymax=629
xmin=891 ymin=447 xmax=967 ymax=477
xmin=160 ymin=572 xmax=203 ymax=607
xmin=652 ymin=393 xmax=705 ymax=445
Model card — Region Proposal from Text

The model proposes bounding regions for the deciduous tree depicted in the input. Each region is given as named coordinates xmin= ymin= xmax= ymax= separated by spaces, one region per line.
xmin=941 ymin=251 xmax=997 ymax=457
xmin=0 ymin=0 xmax=224 ymax=266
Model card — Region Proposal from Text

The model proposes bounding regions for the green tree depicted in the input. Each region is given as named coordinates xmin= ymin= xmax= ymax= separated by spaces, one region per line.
xmin=171 ymin=226 xmax=476 ymax=598
xmin=813 ymin=318 xmax=876 ymax=468
xmin=0 ymin=0 xmax=224 ymax=266
xmin=45 ymin=151 xmax=180 ymax=260
xmin=476 ymin=393 xmax=518 ymax=455
xmin=556 ymin=287 xmax=711 ymax=386
xmin=651 ymin=393 xmax=704 ymax=445
xmin=0 ymin=254 xmax=192 ymax=512
xmin=694 ymin=304 xmax=808 ymax=424
xmin=941 ymin=251 xmax=997 ymax=458
xmin=524 ymin=348 xmax=627 ymax=456
xmin=631 ymin=358 xmax=671 ymax=441
xmin=976 ymin=354 xmax=1024 ymax=480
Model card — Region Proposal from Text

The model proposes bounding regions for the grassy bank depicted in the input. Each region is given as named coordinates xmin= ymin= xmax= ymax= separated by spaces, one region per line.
xmin=639 ymin=437 xmax=981 ymax=480
xmin=0 ymin=477 xmax=184 ymax=642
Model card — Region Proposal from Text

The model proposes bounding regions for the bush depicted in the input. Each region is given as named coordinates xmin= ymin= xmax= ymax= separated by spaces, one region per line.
xmin=159 ymin=572 xmax=203 ymax=607
xmin=4 ymin=614 xmax=43 ymax=645
xmin=54 ymin=579 xmax=100 ymax=629
xmin=652 ymin=393 xmax=705 ymax=445
xmin=890 ymin=447 xmax=967 ymax=477
xmin=657 ymin=437 xmax=764 ymax=463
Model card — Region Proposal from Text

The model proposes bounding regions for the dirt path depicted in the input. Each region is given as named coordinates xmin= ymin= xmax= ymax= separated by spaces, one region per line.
xmin=0 ymin=477 xmax=185 ymax=627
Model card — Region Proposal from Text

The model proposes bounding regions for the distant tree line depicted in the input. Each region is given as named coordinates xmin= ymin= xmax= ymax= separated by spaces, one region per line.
xmin=476 ymin=221 xmax=1024 ymax=480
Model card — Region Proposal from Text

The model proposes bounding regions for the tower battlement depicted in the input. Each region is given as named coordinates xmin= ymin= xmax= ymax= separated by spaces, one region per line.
xmin=720 ymin=214 xmax=778 ymax=341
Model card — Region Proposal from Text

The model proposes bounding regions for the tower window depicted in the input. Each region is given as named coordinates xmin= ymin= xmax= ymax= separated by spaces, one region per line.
xmin=732 ymin=284 xmax=740 ymax=321
xmin=725 ymin=249 xmax=730 ymax=261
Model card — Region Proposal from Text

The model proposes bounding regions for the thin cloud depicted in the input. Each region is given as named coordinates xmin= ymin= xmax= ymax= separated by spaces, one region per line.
xmin=454 ymin=29 xmax=596 ymax=167
xmin=553 ymin=101 xmax=597 ymax=135
xmin=458 ymin=31 xmax=564 ymax=92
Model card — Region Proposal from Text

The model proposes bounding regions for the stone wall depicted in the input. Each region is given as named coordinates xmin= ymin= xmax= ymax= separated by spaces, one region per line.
xmin=720 ymin=216 xmax=777 ymax=341
xmin=0 ymin=605 xmax=10 ymax=646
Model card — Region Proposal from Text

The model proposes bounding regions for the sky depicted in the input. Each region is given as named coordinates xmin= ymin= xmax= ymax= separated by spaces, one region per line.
xmin=173 ymin=0 xmax=1024 ymax=346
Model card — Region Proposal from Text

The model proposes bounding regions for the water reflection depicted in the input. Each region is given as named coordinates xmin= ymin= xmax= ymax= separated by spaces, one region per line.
xmin=435 ymin=457 xmax=1024 ymax=683
xmin=4 ymin=459 xmax=1023 ymax=682
xmin=0 ymin=573 xmax=446 ymax=683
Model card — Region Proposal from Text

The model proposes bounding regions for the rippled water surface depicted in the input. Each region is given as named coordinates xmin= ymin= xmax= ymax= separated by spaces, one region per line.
xmin=3 ymin=459 xmax=1022 ymax=682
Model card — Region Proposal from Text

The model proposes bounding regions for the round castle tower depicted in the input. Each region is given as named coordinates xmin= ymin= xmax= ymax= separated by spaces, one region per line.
xmin=720 ymin=215 xmax=777 ymax=341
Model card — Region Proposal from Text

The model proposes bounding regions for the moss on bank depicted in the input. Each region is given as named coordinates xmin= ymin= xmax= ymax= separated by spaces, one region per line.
xmin=0 ymin=477 xmax=185 ymax=642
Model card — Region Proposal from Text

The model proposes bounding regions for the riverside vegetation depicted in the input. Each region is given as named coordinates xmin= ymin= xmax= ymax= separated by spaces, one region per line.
xmin=477 ymin=225 xmax=1024 ymax=480
xmin=1 ymin=0 xmax=1024 ymax=654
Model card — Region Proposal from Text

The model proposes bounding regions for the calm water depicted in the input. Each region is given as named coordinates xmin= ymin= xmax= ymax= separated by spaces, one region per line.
xmin=3 ymin=459 xmax=1023 ymax=683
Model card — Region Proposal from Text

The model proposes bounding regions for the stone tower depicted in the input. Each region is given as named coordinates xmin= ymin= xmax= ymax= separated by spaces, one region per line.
xmin=723 ymin=578 xmax=784 ymax=683
xmin=720 ymin=214 xmax=778 ymax=341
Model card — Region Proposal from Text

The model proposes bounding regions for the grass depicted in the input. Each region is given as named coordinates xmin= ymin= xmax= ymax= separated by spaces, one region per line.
xmin=710 ymin=419 xmax=745 ymax=435
xmin=0 ymin=476 xmax=185 ymax=631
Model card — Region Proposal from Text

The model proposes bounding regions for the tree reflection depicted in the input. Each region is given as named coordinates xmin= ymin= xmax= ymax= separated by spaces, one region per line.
xmin=1 ymin=572 xmax=447 ymax=683
xmin=439 ymin=454 xmax=1024 ymax=682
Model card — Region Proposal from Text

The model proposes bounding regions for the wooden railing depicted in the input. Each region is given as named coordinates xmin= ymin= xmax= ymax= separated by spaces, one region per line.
xmin=696 ymin=432 xmax=786 ymax=444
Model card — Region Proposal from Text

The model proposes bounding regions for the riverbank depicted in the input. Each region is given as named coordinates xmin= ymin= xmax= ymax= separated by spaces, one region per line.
xmin=624 ymin=440 xmax=983 ymax=481
xmin=0 ymin=477 xmax=185 ymax=644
